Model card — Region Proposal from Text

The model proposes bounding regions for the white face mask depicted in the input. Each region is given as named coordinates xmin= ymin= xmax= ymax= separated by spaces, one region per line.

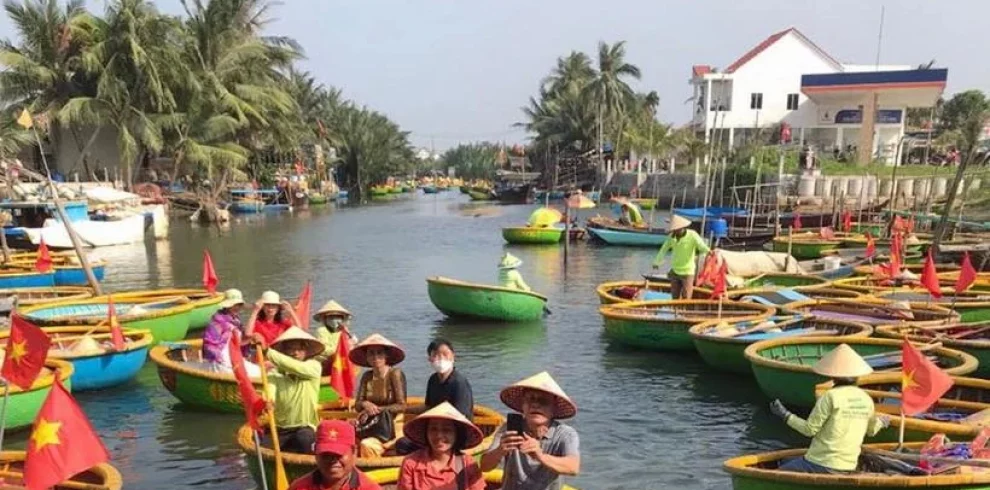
xmin=431 ymin=359 xmax=454 ymax=374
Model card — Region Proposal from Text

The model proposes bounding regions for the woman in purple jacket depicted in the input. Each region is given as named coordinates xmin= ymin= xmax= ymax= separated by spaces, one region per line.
xmin=201 ymin=289 xmax=260 ymax=376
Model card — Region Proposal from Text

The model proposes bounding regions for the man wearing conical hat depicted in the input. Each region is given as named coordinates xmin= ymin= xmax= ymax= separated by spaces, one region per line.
xmin=652 ymin=214 xmax=710 ymax=299
xmin=498 ymin=253 xmax=531 ymax=292
xmin=480 ymin=372 xmax=580 ymax=490
xmin=769 ymin=344 xmax=890 ymax=474
xmin=311 ymin=299 xmax=359 ymax=365
xmin=262 ymin=326 xmax=326 ymax=454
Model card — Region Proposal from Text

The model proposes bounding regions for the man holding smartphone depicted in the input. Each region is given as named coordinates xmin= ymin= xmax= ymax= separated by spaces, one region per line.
xmin=480 ymin=372 xmax=580 ymax=490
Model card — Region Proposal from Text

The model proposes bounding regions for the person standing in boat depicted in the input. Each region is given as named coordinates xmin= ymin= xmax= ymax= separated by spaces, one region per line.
xmin=652 ymin=215 xmax=709 ymax=299
xmin=481 ymin=372 xmax=580 ymax=490
xmin=397 ymin=402 xmax=486 ymax=490
xmin=262 ymin=326 xmax=326 ymax=454
xmin=350 ymin=334 xmax=408 ymax=458
xmin=246 ymin=291 xmax=302 ymax=347
xmin=201 ymin=289 xmax=261 ymax=377
xmin=311 ymin=300 xmax=360 ymax=370
xmin=769 ymin=344 xmax=889 ymax=474
xmin=618 ymin=201 xmax=644 ymax=227
xmin=288 ymin=420 xmax=381 ymax=490
xmin=498 ymin=253 xmax=531 ymax=292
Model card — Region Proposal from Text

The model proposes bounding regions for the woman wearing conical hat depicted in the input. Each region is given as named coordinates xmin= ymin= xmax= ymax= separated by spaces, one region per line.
xmin=397 ymin=402 xmax=486 ymax=490
xmin=262 ymin=326 xmax=326 ymax=454
xmin=652 ymin=214 xmax=710 ymax=299
xmin=311 ymin=299 xmax=359 ymax=365
xmin=769 ymin=344 xmax=890 ymax=474
xmin=497 ymin=253 xmax=531 ymax=292
xmin=350 ymin=334 xmax=408 ymax=458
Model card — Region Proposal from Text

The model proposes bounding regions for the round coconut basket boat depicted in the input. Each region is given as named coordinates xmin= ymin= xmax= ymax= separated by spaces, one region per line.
xmin=19 ymin=296 xmax=195 ymax=345
xmin=831 ymin=275 xmax=929 ymax=295
xmin=149 ymin=339 xmax=339 ymax=412
xmin=426 ymin=276 xmax=548 ymax=322
xmin=717 ymin=273 xmax=832 ymax=300
xmin=690 ymin=316 xmax=872 ymax=375
xmin=840 ymin=234 xmax=931 ymax=253
xmin=0 ymin=286 xmax=94 ymax=307
xmin=595 ymin=279 xmax=698 ymax=304
xmin=786 ymin=298 xmax=957 ymax=327
xmin=0 ymin=326 xmax=152 ymax=391
xmin=852 ymin=262 xmax=960 ymax=278
xmin=110 ymin=288 xmax=223 ymax=330
xmin=724 ymin=442 xmax=990 ymax=490
xmin=815 ymin=373 xmax=990 ymax=442
xmin=736 ymin=287 xmax=864 ymax=310
xmin=599 ymin=299 xmax=775 ymax=351
xmin=1 ymin=359 xmax=73 ymax=430
xmin=364 ymin=468 xmax=578 ymax=490
xmin=875 ymin=323 xmax=990 ymax=378
xmin=238 ymin=397 xmax=504 ymax=489
xmin=873 ymin=290 xmax=990 ymax=323
xmin=744 ymin=336 xmax=976 ymax=408
xmin=0 ymin=450 xmax=122 ymax=490
xmin=501 ymin=226 xmax=564 ymax=244
xmin=771 ymin=236 xmax=841 ymax=259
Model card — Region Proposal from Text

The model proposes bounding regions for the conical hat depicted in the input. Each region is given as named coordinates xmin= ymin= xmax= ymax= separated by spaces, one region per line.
xmin=668 ymin=215 xmax=692 ymax=232
xmin=812 ymin=344 xmax=873 ymax=378
xmin=348 ymin=333 xmax=405 ymax=367
xmin=499 ymin=253 xmax=523 ymax=270
xmin=271 ymin=326 xmax=325 ymax=360
xmin=68 ymin=335 xmax=106 ymax=356
xmin=313 ymin=300 xmax=351 ymax=321
xmin=499 ymin=371 xmax=577 ymax=419
xmin=403 ymin=402 xmax=484 ymax=449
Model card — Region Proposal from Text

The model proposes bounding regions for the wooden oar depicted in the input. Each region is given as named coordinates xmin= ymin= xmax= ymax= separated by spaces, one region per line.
xmin=0 ymin=469 xmax=109 ymax=490
xmin=861 ymin=446 xmax=990 ymax=469
xmin=256 ymin=349 xmax=289 ymax=490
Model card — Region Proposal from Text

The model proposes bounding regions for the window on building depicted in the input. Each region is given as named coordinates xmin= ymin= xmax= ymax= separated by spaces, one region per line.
xmin=750 ymin=93 xmax=763 ymax=110
xmin=787 ymin=93 xmax=799 ymax=110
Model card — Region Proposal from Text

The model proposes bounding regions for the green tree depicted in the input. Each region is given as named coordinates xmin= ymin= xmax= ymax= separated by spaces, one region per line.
xmin=440 ymin=142 xmax=499 ymax=180
xmin=933 ymin=90 xmax=990 ymax=248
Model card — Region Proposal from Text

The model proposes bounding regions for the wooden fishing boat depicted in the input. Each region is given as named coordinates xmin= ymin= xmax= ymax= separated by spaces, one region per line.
xmin=771 ymin=235 xmax=841 ymax=259
xmin=714 ymin=228 xmax=779 ymax=251
xmin=744 ymin=337 xmax=976 ymax=408
xmin=815 ymin=373 xmax=990 ymax=441
xmin=422 ymin=185 xmax=438 ymax=194
xmin=876 ymin=323 xmax=990 ymax=378
xmin=364 ymin=469 xmax=579 ymax=490
xmin=5 ymin=254 xmax=109 ymax=286
xmin=2 ymin=327 xmax=153 ymax=391
xmin=787 ymin=298 xmax=958 ymax=326
xmin=110 ymin=288 xmax=223 ymax=330
xmin=798 ymin=253 xmax=869 ymax=280
xmin=238 ymin=397 xmax=504 ymax=487
xmin=0 ymin=450 xmax=122 ymax=489
xmin=230 ymin=198 xmax=264 ymax=213
xmin=20 ymin=296 xmax=195 ymax=344
xmin=586 ymin=226 xmax=667 ymax=247
xmin=690 ymin=316 xmax=871 ymax=375
xmin=720 ymin=273 xmax=831 ymax=300
xmin=426 ymin=276 xmax=548 ymax=322
xmin=149 ymin=339 xmax=339 ymax=412
xmin=1 ymin=359 xmax=73 ymax=430
xmin=501 ymin=226 xmax=564 ymax=244
xmin=0 ymin=286 xmax=94 ymax=307
xmin=874 ymin=290 xmax=990 ymax=323
xmin=724 ymin=442 xmax=990 ymax=490
xmin=0 ymin=268 xmax=55 ymax=288
xmin=599 ymin=299 xmax=775 ymax=351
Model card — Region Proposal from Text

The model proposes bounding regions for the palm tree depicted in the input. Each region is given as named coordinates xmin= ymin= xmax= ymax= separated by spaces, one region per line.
xmin=586 ymin=40 xmax=641 ymax=157
xmin=540 ymin=51 xmax=594 ymax=98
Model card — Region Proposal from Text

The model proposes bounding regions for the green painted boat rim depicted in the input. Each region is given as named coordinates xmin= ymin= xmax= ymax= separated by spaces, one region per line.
xmin=501 ymin=226 xmax=563 ymax=235
xmin=8 ymin=326 xmax=153 ymax=360
xmin=874 ymin=323 xmax=990 ymax=349
xmin=595 ymin=280 xmax=672 ymax=304
xmin=599 ymin=299 xmax=775 ymax=323
xmin=688 ymin=317 xmax=872 ymax=346
xmin=20 ymin=295 xmax=196 ymax=325
xmin=426 ymin=276 xmax=548 ymax=302
xmin=3 ymin=358 xmax=74 ymax=396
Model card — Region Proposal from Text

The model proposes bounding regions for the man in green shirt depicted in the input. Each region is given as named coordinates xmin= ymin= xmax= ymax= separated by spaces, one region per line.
xmin=652 ymin=215 xmax=709 ymax=299
xmin=769 ymin=343 xmax=889 ymax=473
xmin=264 ymin=326 xmax=326 ymax=454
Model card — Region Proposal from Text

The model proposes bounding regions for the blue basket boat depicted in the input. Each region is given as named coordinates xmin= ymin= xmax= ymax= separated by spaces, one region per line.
xmin=20 ymin=296 xmax=194 ymax=345
xmin=33 ymin=327 xmax=153 ymax=391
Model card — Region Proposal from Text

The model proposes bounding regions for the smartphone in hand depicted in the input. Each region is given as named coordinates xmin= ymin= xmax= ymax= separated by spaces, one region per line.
xmin=506 ymin=413 xmax=524 ymax=434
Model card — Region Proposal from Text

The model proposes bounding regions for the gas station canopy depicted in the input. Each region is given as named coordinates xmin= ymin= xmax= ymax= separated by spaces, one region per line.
xmin=801 ymin=69 xmax=947 ymax=108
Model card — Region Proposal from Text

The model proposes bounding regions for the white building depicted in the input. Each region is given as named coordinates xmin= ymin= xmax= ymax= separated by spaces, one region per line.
xmin=689 ymin=27 xmax=947 ymax=164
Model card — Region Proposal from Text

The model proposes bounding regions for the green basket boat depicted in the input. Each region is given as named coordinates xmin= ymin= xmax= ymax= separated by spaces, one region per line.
xmin=426 ymin=276 xmax=548 ymax=322
xmin=501 ymin=226 xmax=564 ymax=245
xmin=852 ymin=262 xmax=960 ymax=278
xmin=737 ymin=287 xmax=863 ymax=309
xmin=111 ymin=288 xmax=223 ymax=331
xmin=724 ymin=442 xmax=990 ymax=490
xmin=772 ymin=236 xmax=841 ymax=259
xmin=873 ymin=290 xmax=990 ymax=323
xmin=840 ymin=234 xmax=930 ymax=253
xmin=786 ymin=298 xmax=958 ymax=326
xmin=149 ymin=339 xmax=339 ymax=412
xmin=3 ymin=359 xmax=73 ymax=431
xmin=307 ymin=193 xmax=329 ymax=205
xmin=468 ymin=189 xmax=494 ymax=201
xmin=721 ymin=273 xmax=831 ymax=300
xmin=361 ymin=469 xmax=579 ymax=490
xmin=875 ymin=323 xmax=990 ymax=378
xmin=595 ymin=280 xmax=681 ymax=304
xmin=690 ymin=316 xmax=872 ymax=375
xmin=850 ymin=221 xmax=886 ymax=235
xmin=20 ymin=296 xmax=195 ymax=344
xmin=599 ymin=299 xmax=775 ymax=351
xmin=0 ymin=286 xmax=94 ymax=307
xmin=744 ymin=336 xmax=977 ymax=408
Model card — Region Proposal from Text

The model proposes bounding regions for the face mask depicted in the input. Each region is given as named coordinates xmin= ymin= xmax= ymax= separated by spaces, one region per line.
xmin=431 ymin=359 xmax=454 ymax=374
xmin=324 ymin=318 xmax=343 ymax=331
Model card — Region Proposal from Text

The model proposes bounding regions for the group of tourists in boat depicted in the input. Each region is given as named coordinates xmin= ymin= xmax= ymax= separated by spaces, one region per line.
xmin=196 ymin=287 xmax=579 ymax=490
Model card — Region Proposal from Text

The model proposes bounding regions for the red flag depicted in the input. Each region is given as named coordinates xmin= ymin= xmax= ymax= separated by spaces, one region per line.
xmin=920 ymin=250 xmax=942 ymax=299
xmin=901 ymin=340 xmax=954 ymax=416
xmin=294 ymin=282 xmax=312 ymax=331
xmin=889 ymin=233 xmax=903 ymax=278
xmin=2 ymin=316 xmax=51 ymax=390
xmin=956 ymin=252 xmax=978 ymax=294
xmin=710 ymin=261 xmax=728 ymax=299
xmin=107 ymin=296 xmax=125 ymax=351
xmin=792 ymin=212 xmax=802 ymax=230
xmin=34 ymin=238 xmax=51 ymax=273
xmin=23 ymin=377 xmax=109 ymax=490
xmin=202 ymin=250 xmax=219 ymax=295
xmin=330 ymin=330 xmax=356 ymax=400
xmin=695 ymin=251 xmax=719 ymax=287
xmin=906 ymin=217 xmax=916 ymax=234
xmin=229 ymin=332 xmax=265 ymax=430
xmin=841 ymin=210 xmax=852 ymax=233
xmin=865 ymin=232 xmax=876 ymax=258
xmin=819 ymin=227 xmax=835 ymax=240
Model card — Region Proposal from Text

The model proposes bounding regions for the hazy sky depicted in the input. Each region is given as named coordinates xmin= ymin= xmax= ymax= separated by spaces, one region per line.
xmin=3 ymin=0 xmax=988 ymax=150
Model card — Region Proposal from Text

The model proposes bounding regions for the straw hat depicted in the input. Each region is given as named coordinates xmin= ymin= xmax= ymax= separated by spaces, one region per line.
xmin=271 ymin=326 xmax=325 ymax=360
xmin=812 ymin=344 xmax=874 ymax=378
xmin=403 ymin=402 xmax=484 ymax=449
xmin=313 ymin=300 xmax=351 ymax=321
xmin=219 ymin=289 xmax=245 ymax=309
xmin=499 ymin=253 xmax=523 ymax=270
xmin=348 ymin=333 xmax=405 ymax=367
xmin=499 ymin=371 xmax=577 ymax=419
xmin=259 ymin=291 xmax=281 ymax=305
xmin=668 ymin=215 xmax=691 ymax=232
xmin=69 ymin=335 xmax=106 ymax=356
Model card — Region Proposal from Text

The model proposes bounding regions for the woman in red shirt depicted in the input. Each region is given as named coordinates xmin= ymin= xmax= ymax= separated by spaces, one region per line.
xmin=397 ymin=402 xmax=485 ymax=490
xmin=246 ymin=290 xmax=300 ymax=346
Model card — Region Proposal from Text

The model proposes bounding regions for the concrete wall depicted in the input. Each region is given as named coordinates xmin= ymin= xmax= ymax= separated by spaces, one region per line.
xmin=51 ymin=125 xmax=123 ymax=178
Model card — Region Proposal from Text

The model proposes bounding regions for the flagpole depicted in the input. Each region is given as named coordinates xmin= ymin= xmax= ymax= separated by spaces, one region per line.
xmin=256 ymin=349 xmax=290 ymax=490
xmin=897 ymin=409 xmax=906 ymax=450
xmin=253 ymin=431 xmax=271 ymax=490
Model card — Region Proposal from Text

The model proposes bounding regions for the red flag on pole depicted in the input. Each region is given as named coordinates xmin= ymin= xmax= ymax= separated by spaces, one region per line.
xmin=695 ymin=251 xmax=719 ymax=287
xmin=865 ymin=232 xmax=876 ymax=258
xmin=330 ymin=331 xmax=356 ymax=400
xmin=841 ymin=210 xmax=852 ymax=233
xmin=294 ymin=282 xmax=312 ymax=331
xmin=920 ymin=250 xmax=942 ymax=299
xmin=956 ymin=252 xmax=978 ymax=294
xmin=901 ymin=340 xmax=954 ymax=416
xmin=792 ymin=212 xmax=802 ymax=231
xmin=229 ymin=332 xmax=265 ymax=430
xmin=889 ymin=233 xmax=903 ymax=278
xmin=203 ymin=250 xmax=219 ymax=295
xmin=2 ymin=316 xmax=51 ymax=389
xmin=34 ymin=238 xmax=51 ymax=273
xmin=710 ymin=261 xmax=728 ymax=299
xmin=23 ymin=377 xmax=109 ymax=490
xmin=107 ymin=296 xmax=126 ymax=350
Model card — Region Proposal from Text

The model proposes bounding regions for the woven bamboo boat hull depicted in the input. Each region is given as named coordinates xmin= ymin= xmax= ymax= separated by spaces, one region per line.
xmin=1 ymin=360 xmax=73 ymax=430
xmin=0 ymin=286 xmax=94 ymax=306
xmin=0 ymin=450 xmax=122 ymax=490
xmin=112 ymin=288 xmax=223 ymax=331
xmin=501 ymin=227 xmax=563 ymax=244
xmin=427 ymin=276 xmax=547 ymax=322
xmin=771 ymin=238 xmax=840 ymax=259
xmin=32 ymin=327 xmax=153 ymax=391
xmin=150 ymin=340 xmax=339 ymax=413
xmin=599 ymin=300 xmax=774 ymax=351
xmin=875 ymin=324 xmax=990 ymax=378
xmin=595 ymin=280 xmax=681 ymax=304
xmin=21 ymin=296 xmax=195 ymax=344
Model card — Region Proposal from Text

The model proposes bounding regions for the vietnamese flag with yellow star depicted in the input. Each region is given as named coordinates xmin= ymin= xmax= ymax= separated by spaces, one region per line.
xmin=23 ymin=377 xmax=108 ymax=490
xmin=329 ymin=329 xmax=356 ymax=400
xmin=901 ymin=340 xmax=954 ymax=416
xmin=2 ymin=315 xmax=51 ymax=389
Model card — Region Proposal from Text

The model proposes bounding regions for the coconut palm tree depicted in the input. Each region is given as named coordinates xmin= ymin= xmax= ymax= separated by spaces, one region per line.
xmin=585 ymin=41 xmax=641 ymax=153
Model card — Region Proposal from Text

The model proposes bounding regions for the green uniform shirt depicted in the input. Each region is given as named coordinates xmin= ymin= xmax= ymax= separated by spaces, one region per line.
xmin=653 ymin=229 xmax=710 ymax=276
xmin=498 ymin=269 xmax=531 ymax=291
xmin=313 ymin=328 xmax=358 ymax=363
xmin=265 ymin=349 xmax=322 ymax=430
xmin=786 ymin=385 xmax=885 ymax=471
xmin=623 ymin=205 xmax=644 ymax=225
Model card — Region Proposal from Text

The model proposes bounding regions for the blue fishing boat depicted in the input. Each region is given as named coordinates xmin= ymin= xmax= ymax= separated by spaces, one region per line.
xmin=230 ymin=189 xmax=290 ymax=214
xmin=0 ymin=269 xmax=55 ymax=288
xmin=673 ymin=207 xmax=748 ymax=220
xmin=39 ymin=327 xmax=153 ymax=391
xmin=53 ymin=260 xmax=107 ymax=286
xmin=587 ymin=227 xmax=667 ymax=247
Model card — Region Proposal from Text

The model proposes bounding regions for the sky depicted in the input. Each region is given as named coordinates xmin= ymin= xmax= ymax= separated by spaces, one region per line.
xmin=2 ymin=0 xmax=989 ymax=150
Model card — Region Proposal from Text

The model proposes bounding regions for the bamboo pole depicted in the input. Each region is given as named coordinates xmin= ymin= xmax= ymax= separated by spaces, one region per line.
xmin=257 ymin=349 xmax=290 ymax=490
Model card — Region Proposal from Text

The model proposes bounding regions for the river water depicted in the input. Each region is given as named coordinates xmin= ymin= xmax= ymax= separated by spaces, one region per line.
xmin=11 ymin=191 xmax=813 ymax=489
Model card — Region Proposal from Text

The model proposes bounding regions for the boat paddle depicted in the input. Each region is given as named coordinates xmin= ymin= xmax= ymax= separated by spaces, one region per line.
xmin=256 ymin=348 xmax=290 ymax=490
